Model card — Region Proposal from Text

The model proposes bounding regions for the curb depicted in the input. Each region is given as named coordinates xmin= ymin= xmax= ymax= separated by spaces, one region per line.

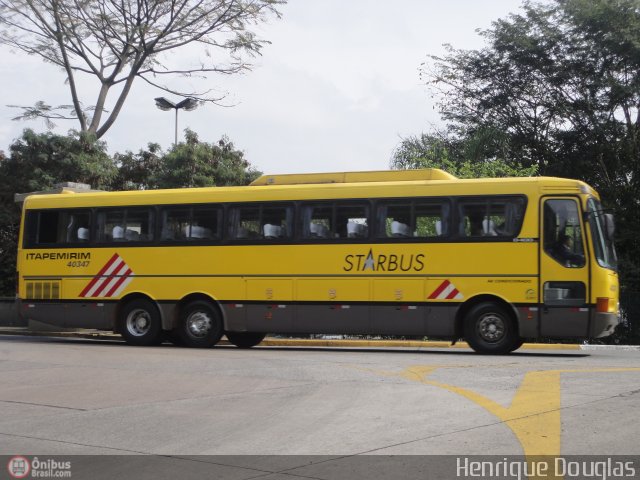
xmin=0 ymin=328 xmax=587 ymax=350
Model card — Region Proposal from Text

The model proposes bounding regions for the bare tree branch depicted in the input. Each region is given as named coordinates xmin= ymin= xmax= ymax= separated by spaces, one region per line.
xmin=0 ymin=0 xmax=284 ymax=138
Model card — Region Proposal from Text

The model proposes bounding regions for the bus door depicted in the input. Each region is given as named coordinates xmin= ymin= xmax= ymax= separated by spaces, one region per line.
xmin=539 ymin=197 xmax=590 ymax=338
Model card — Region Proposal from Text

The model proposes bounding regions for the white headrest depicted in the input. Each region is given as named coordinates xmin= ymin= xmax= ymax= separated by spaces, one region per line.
xmin=391 ymin=221 xmax=410 ymax=237
xmin=482 ymin=218 xmax=498 ymax=236
xmin=347 ymin=221 xmax=365 ymax=238
xmin=77 ymin=227 xmax=89 ymax=240
xmin=310 ymin=222 xmax=328 ymax=238
xmin=184 ymin=225 xmax=211 ymax=239
xmin=112 ymin=226 xmax=124 ymax=239
xmin=264 ymin=224 xmax=282 ymax=238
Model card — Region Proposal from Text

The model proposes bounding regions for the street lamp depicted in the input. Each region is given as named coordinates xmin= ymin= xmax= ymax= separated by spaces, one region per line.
xmin=154 ymin=97 xmax=199 ymax=145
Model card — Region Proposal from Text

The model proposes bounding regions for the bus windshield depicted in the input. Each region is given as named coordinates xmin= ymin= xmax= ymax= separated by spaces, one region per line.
xmin=587 ymin=198 xmax=617 ymax=271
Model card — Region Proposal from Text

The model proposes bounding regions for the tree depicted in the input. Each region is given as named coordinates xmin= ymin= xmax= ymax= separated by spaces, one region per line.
xmin=0 ymin=0 xmax=284 ymax=137
xmin=111 ymin=143 xmax=164 ymax=190
xmin=154 ymin=129 xmax=260 ymax=188
xmin=391 ymin=128 xmax=538 ymax=178
xmin=112 ymin=129 xmax=260 ymax=189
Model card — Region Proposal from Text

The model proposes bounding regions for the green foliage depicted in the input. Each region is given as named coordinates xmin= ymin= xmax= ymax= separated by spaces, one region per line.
xmin=111 ymin=143 xmax=164 ymax=191
xmin=391 ymin=130 xmax=538 ymax=178
xmin=154 ymin=129 xmax=260 ymax=188
xmin=1 ymin=129 xmax=116 ymax=193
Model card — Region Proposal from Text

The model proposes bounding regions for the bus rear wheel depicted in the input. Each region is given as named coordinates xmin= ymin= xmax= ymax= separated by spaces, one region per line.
xmin=177 ymin=300 xmax=223 ymax=348
xmin=226 ymin=332 xmax=266 ymax=349
xmin=119 ymin=299 xmax=163 ymax=346
xmin=463 ymin=302 xmax=519 ymax=355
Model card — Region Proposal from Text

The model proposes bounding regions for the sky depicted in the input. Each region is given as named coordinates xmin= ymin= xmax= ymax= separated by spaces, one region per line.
xmin=0 ymin=0 xmax=524 ymax=175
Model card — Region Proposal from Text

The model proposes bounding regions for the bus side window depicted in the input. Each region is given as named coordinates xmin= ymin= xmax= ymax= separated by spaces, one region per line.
xmin=302 ymin=204 xmax=333 ymax=240
xmin=262 ymin=206 xmax=292 ymax=239
xmin=458 ymin=202 xmax=486 ymax=237
xmin=377 ymin=204 xmax=411 ymax=238
xmin=457 ymin=198 xmax=525 ymax=238
xmin=415 ymin=201 xmax=448 ymax=237
xmin=336 ymin=204 xmax=369 ymax=240
xmin=96 ymin=208 xmax=154 ymax=243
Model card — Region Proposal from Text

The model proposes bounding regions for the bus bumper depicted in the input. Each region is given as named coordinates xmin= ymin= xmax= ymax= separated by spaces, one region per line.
xmin=590 ymin=311 xmax=620 ymax=338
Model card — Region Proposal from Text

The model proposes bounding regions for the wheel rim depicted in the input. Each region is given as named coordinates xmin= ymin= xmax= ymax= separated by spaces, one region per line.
xmin=126 ymin=308 xmax=152 ymax=337
xmin=186 ymin=310 xmax=212 ymax=338
xmin=477 ymin=312 xmax=506 ymax=343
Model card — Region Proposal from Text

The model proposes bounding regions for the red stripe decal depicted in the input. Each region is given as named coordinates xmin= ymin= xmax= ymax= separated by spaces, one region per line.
xmin=79 ymin=253 xmax=120 ymax=297
xmin=428 ymin=280 xmax=450 ymax=299
xmin=103 ymin=268 xmax=132 ymax=298
xmin=445 ymin=288 xmax=460 ymax=300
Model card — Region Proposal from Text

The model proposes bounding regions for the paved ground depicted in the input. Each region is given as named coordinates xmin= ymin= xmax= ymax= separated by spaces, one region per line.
xmin=1 ymin=335 xmax=639 ymax=478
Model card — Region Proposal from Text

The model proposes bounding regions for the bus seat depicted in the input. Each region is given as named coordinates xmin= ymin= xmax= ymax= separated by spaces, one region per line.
xmin=184 ymin=225 xmax=211 ymax=239
xmin=391 ymin=221 xmax=410 ymax=237
xmin=125 ymin=229 xmax=140 ymax=241
xmin=482 ymin=218 xmax=498 ymax=236
xmin=112 ymin=225 xmax=124 ymax=240
xmin=263 ymin=224 xmax=282 ymax=239
xmin=310 ymin=222 xmax=328 ymax=238
xmin=236 ymin=227 xmax=248 ymax=239
xmin=77 ymin=227 xmax=89 ymax=241
xmin=347 ymin=221 xmax=365 ymax=238
xmin=435 ymin=220 xmax=442 ymax=236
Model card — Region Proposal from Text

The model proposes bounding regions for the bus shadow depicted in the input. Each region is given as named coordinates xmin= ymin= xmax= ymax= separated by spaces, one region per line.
xmin=0 ymin=334 xmax=590 ymax=358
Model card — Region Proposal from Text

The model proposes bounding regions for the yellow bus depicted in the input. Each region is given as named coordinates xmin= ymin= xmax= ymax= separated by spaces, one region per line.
xmin=16 ymin=169 xmax=619 ymax=354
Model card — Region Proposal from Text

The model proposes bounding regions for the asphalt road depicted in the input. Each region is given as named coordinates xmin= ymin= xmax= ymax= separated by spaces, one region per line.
xmin=1 ymin=335 xmax=639 ymax=478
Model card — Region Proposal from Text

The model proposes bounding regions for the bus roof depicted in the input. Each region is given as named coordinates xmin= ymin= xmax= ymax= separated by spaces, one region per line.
xmin=21 ymin=171 xmax=597 ymax=209
xmin=249 ymin=168 xmax=457 ymax=185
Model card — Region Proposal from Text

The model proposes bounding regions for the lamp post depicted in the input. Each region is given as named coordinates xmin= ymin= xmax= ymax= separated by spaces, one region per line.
xmin=154 ymin=97 xmax=199 ymax=145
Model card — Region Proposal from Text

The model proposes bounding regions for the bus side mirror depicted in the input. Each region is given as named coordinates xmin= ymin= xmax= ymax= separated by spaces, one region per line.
xmin=604 ymin=213 xmax=615 ymax=240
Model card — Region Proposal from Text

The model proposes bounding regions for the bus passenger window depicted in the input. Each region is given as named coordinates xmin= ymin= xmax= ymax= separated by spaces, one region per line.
xmin=126 ymin=209 xmax=154 ymax=241
xmin=229 ymin=205 xmax=292 ymax=241
xmin=24 ymin=210 xmax=92 ymax=246
xmin=302 ymin=205 xmax=333 ymax=239
xmin=161 ymin=207 xmax=219 ymax=241
xmin=458 ymin=198 xmax=525 ymax=238
xmin=262 ymin=207 xmax=291 ymax=239
xmin=336 ymin=205 xmax=369 ymax=239
xmin=97 ymin=209 xmax=154 ymax=243
xmin=458 ymin=203 xmax=486 ymax=237
xmin=415 ymin=202 xmax=447 ymax=237
xmin=379 ymin=204 xmax=411 ymax=238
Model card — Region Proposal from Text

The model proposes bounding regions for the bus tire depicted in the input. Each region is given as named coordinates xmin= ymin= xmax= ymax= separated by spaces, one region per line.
xmin=226 ymin=332 xmax=266 ymax=349
xmin=177 ymin=300 xmax=223 ymax=348
xmin=463 ymin=302 xmax=519 ymax=355
xmin=119 ymin=299 xmax=163 ymax=346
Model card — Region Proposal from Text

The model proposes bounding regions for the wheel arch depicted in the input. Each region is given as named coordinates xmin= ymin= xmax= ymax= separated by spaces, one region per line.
xmin=454 ymin=294 xmax=521 ymax=340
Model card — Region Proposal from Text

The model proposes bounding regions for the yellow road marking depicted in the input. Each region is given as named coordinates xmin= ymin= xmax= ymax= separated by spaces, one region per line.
xmin=378 ymin=366 xmax=640 ymax=479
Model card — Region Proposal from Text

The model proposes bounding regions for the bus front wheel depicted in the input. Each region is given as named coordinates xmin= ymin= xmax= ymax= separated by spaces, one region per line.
xmin=177 ymin=301 xmax=224 ymax=348
xmin=226 ymin=332 xmax=266 ymax=349
xmin=119 ymin=299 xmax=163 ymax=346
xmin=463 ymin=302 xmax=520 ymax=355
